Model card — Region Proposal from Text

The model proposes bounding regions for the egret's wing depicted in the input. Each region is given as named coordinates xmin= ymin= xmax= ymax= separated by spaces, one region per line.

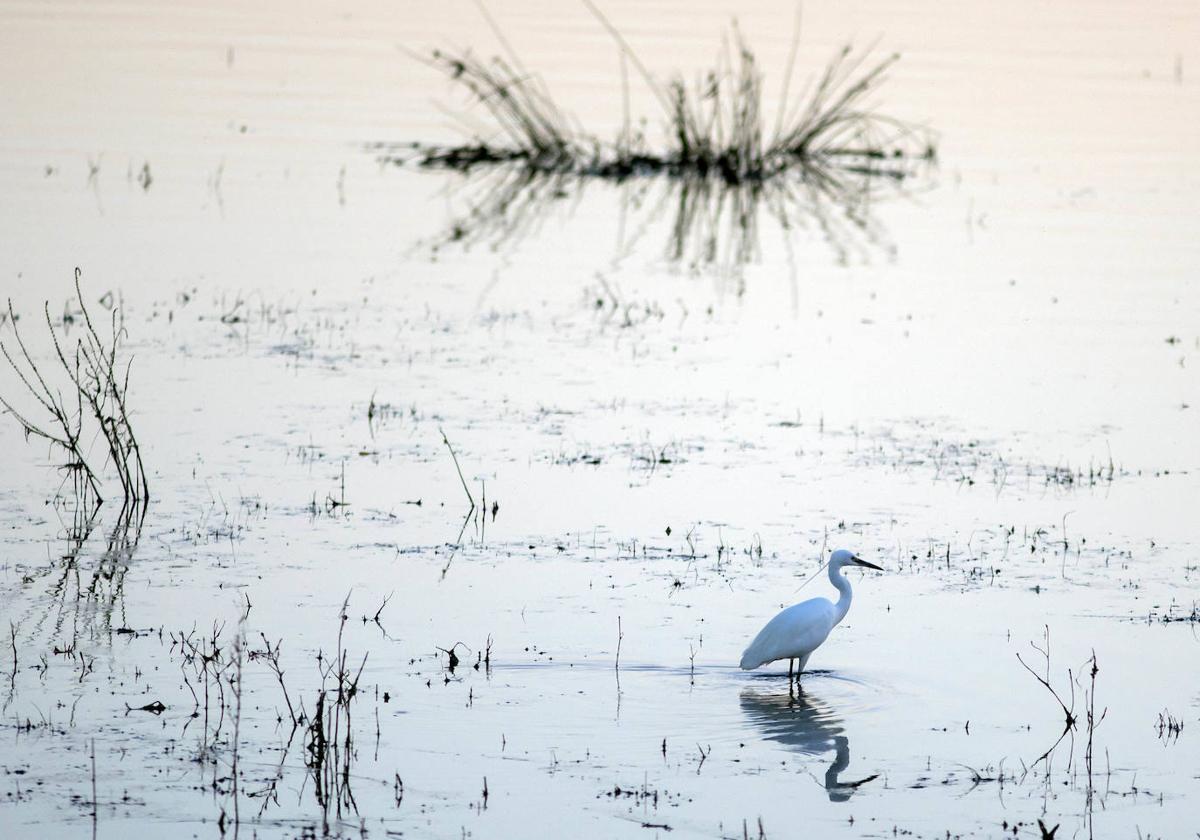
xmin=740 ymin=599 xmax=836 ymax=670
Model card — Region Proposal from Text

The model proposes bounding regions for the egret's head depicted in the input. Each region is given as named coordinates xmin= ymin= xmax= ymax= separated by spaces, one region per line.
xmin=830 ymin=548 xmax=883 ymax=571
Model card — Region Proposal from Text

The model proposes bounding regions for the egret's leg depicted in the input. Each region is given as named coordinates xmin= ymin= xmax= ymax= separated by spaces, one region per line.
xmin=796 ymin=652 xmax=811 ymax=694
xmin=788 ymin=658 xmax=794 ymax=682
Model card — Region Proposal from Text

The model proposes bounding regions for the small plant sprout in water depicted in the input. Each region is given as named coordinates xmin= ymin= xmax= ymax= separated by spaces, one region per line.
xmin=1156 ymin=710 xmax=1183 ymax=743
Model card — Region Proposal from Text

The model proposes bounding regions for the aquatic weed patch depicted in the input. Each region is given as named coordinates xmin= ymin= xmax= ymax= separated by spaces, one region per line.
xmin=390 ymin=10 xmax=934 ymax=186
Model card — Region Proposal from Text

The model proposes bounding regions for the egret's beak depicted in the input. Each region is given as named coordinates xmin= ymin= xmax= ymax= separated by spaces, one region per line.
xmin=852 ymin=556 xmax=883 ymax=571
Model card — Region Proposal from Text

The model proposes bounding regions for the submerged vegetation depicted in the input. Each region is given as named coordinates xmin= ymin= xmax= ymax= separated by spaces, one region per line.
xmin=404 ymin=12 xmax=933 ymax=184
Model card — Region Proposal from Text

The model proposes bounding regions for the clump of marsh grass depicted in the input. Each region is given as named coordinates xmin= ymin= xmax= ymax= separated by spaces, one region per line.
xmin=419 ymin=48 xmax=577 ymax=172
xmin=0 ymin=267 xmax=149 ymax=511
xmin=652 ymin=25 xmax=924 ymax=182
xmin=402 ymin=9 xmax=933 ymax=185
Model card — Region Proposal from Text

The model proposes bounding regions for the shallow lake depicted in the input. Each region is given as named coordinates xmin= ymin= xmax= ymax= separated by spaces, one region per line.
xmin=1 ymin=1 xmax=1198 ymax=837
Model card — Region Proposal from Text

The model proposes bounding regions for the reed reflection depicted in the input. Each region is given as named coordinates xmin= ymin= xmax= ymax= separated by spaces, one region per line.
xmin=386 ymin=156 xmax=915 ymax=275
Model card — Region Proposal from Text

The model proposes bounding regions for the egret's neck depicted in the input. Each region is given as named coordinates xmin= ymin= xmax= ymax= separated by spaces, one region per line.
xmin=828 ymin=562 xmax=854 ymax=625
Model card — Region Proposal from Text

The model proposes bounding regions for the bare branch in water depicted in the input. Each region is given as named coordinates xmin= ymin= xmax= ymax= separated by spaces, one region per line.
xmin=0 ymin=267 xmax=150 ymax=511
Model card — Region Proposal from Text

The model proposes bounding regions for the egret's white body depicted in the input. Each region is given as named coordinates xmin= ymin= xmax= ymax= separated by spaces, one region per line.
xmin=740 ymin=549 xmax=882 ymax=674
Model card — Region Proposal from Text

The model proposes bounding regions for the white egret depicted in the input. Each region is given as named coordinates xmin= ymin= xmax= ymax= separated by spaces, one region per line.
xmin=739 ymin=549 xmax=883 ymax=682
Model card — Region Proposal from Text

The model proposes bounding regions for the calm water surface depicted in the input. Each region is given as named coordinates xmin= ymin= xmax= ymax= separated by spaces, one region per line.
xmin=1 ymin=1 xmax=1198 ymax=837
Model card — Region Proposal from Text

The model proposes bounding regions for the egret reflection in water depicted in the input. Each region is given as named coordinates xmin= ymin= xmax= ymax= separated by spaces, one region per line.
xmin=739 ymin=686 xmax=878 ymax=802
